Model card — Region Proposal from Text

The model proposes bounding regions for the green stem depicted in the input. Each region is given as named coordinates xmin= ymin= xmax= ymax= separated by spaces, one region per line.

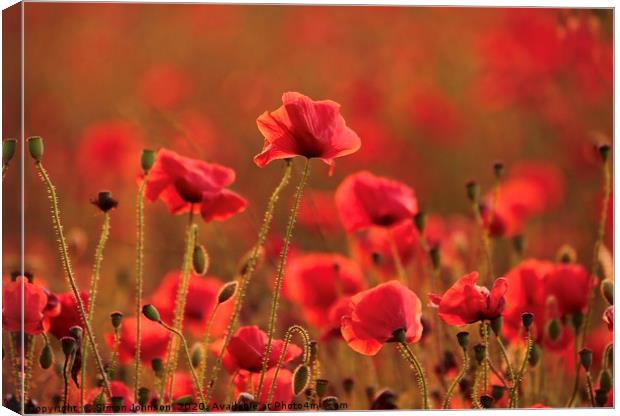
xmin=108 ymin=328 xmax=121 ymax=380
xmin=496 ymin=336 xmax=515 ymax=386
xmin=82 ymin=211 xmax=111 ymax=410
xmin=442 ymin=346 xmax=469 ymax=409
xmin=199 ymin=304 xmax=219 ymax=387
xmin=134 ymin=178 xmax=147 ymax=402
xmin=255 ymin=159 xmax=311 ymax=398
xmin=585 ymin=371 xmax=596 ymax=407
xmin=481 ymin=322 xmax=489 ymax=393
xmin=34 ymin=161 xmax=112 ymax=398
xmin=471 ymin=365 xmax=482 ymax=409
xmin=205 ymin=161 xmax=293 ymax=404
xmin=471 ymin=201 xmax=493 ymax=285
xmin=397 ymin=343 xmax=430 ymax=409
xmin=509 ymin=330 xmax=532 ymax=408
xmin=266 ymin=325 xmax=310 ymax=404
xmin=567 ymin=326 xmax=581 ymax=407
xmin=6 ymin=332 xmax=20 ymax=400
xmin=23 ymin=335 xmax=36 ymax=405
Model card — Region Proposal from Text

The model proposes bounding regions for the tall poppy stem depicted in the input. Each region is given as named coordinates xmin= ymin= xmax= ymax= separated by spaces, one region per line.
xmin=205 ymin=160 xmax=292 ymax=404
xmin=108 ymin=326 xmax=121 ymax=380
xmin=397 ymin=342 xmax=430 ymax=409
xmin=82 ymin=211 xmax=111 ymax=410
xmin=134 ymin=178 xmax=148 ymax=402
xmin=6 ymin=332 xmax=20 ymax=399
xmin=442 ymin=344 xmax=469 ymax=409
xmin=469 ymin=196 xmax=493 ymax=285
xmin=34 ymin=161 xmax=112 ymax=398
xmin=199 ymin=303 xmax=219 ymax=387
xmin=481 ymin=322 xmax=490 ymax=392
xmin=23 ymin=335 xmax=36 ymax=405
xmin=256 ymin=159 xmax=311 ymax=398
xmin=496 ymin=335 xmax=515 ymax=388
xmin=509 ymin=329 xmax=532 ymax=408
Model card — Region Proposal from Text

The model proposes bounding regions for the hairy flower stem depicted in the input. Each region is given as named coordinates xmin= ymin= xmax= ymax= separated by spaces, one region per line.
xmin=205 ymin=161 xmax=292 ymax=404
xmin=496 ymin=336 xmax=515 ymax=387
xmin=6 ymin=332 xmax=21 ymax=400
xmin=470 ymin=201 xmax=493 ymax=285
xmin=199 ymin=304 xmax=219 ymax=386
xmin=34 ymin=161 xmax=111 ymax=398
xmin=397 ymin=343 xmax=430 ymax=409
xmin=584 ymin=370 xmax=596 ymax=407
xmin=23 ymin=335 xmax=36 ymax=404
xmin=442 ymin=346 xmax=469 ymax=409
xmin=567 ymin=327 xmax=582 ymax=407
xmin=160 ymin=222 xmax=198 ymax=404
xmin=481 ymin=322 xmax=490 ymax=392
xmin=108 ymin=327 xmax=121 ymax=380
xmin=255 ymin=159 xmax=311 ymax=398
xmin=134 ymin=178 xmax=148 ymax=402
xmin=266 ymin=325 xmax=311 ymax=404
xmin=158 ymin=320 xmax=206 ymax=404
xmin=471 ymin=365 xmax=482 ymax=409
xmin=82 ymin=211 xmax=111 ymax=410
xmin=509 ymin=330 xmax=533 ymax=408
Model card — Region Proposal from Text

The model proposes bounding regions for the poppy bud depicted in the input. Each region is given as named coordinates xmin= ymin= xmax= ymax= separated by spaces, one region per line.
xmin=579 ymin=348 xmax=593 ymax=371
xmin=512 ymin=235 xmax=525 ymax=256
xmin=598 ymin=143 xmax=611 ymax=163
xmin=556 ymin=244 xmax=577 ymax=264
xmin=191 ymin=343 xmax=202 ymax=369
xmin=61 ymin=337 xmax=77 ymax=357
xmin=91 ymin=191 xmax=118 ymax=213
xmin=601 ymin=279 xmax=613 ymax=305
xmin=217 ymin=281 xmax=237 ymax=304
xmin=174 ymin=395 xmax=193 ymax=406
xmin=490 ymin=385 xmax=505 ymax=402
xmin=521 ymin=312 xmax=534 ymax=330
xmin=292 ymin=364 xmax=310 ymax=396
xmin=528 ymin=343 xmax=540 ymax=367
xmin=465 ymin=180 xmax=480 ymax=202
xmin=93 ymin=393 xmax=106 ymax=412
xmin=39 ymin=344 xmax=54 ymax=369
xmin=599 ymin=369 xmax=612 ymax=393
xmin=429 ymin=245 xmax=440 ymax=270
xmin=111 ymin=396 xmax=124 ymax=413
xmin=69 ymin=325 xmax=83 ymax=341
xmin=493 ymin=161 xmax=504 ymax=179
xmin=110 ymin=311 xmax=123 ymax=329
xmin=473 ymin=344 xmax=486 ymax=365
xmin=151 ymin=358 xmax=163 ymax=377
xmin=138 ymin=387 xmax=150 ymax=407
xmin=456 ymin=331 xmax=469 ymax=349
xmin=142 ymin=304 xmax=161 ymax=322
xmin=141 ymin=149 xmax=156 ymax=174
xmin=321 ymin=396 xmax=339 ymax=411
xmin=480 ymin=395 xmax=494 ymax=409
xmin=490 ymin=316 xmax=502 ymax=336
xmin=390 ymin=328 xmax=407 ymax=344
xmin=27 ymin=136 xmax=44 ymax=162
xmin=342 ymin=378 xmax=354 ymax=396
xmin=595 ymin=389 xmax=608 ymax=408
xmin=3 ymin=138 xmax=16 ymax=165
xmin=547 ymin=318 xmax=561 ymax=341
xmin=236 ymin=392 xmax=257 ymax=410
xmin=370 ymin=389 xmax=398 ymax=410
xmin=413 ymin=211 xmax=426 ymax=233
xmin=315 ymin=379 xmax=329 ymax=398
xmin=192 ymin=244 xmax=209 ymax=276
xmin=572 ymin=312 xmax=584 ymax=330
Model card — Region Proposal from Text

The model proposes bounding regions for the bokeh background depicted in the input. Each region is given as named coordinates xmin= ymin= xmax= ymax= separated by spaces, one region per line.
xmin=2 ymin=4 xmax=614 ymax=409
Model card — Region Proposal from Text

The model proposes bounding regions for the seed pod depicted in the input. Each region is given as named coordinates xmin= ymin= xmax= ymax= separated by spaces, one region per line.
xmin=39 ymin=344 xmax=54 ymax=369
xmin=493 ymin=161 xmax=504 ymax=179
xmin=480 ymin=395 xmax=494 ymax=409
xmin=217 ymin=281 xmax=238 ymax=304
xmin=192 ymin=244 xmax=209 ymax=275
xmin=111 ymin=396 xmax=124 ymax=413
xmin=321 ymin=396 xmax=339 ymax=411
xmin=110 ymin=311 xmax=124 ymax=329
xmin=141 ymin=149 xmax=156 ymax=174
xmin=595 ymin=388 xmax=609 ymax=407
xmin=601 ymin=279 xmax=613 ymax=305
xmin=315 ymin=379 xmax=329 ymax=399
xmin=528 ymin=343 xmax=540 ymax=367
xmin=490 ymin=317 xmax=502 ymax=337
xmin=292 ymin=364 xmax=310 ymax=396
xmin=370 ymin=389 xmax=398 ymax=410
xmin=599 ymin=369 xmax=612 ymax=393
xmin=465 ymin=180 xmax=479 ymax=202
xmin=142 ymin=304 xmax=161 ymax=322
xmin=456 ymin=332 xmax=469 ymax=349
xmin=69 ymin=326 xmax=83 ymax=341
xmin=547 ymin=318 xmax=561 ymax=341
xmin=191 ymin=343 xmax=202 ymax=369
xmin=490 ymin=385 xmax=505 ymax=402
xmin=91 ymin=191 xmax=119 ymax=213
xmin=579 ymin=348 xmax=593 ymax=371
xmin=390 ymin=328 xmax=407 ymax=344
xmin=473 ymin=344 xmax=486 ymax=365
xmin=598 ymin=143 xmax=611 ymax=163
xmin=27 ymin=136 xmax=44 ymax=162
xmin=138 ymin=387 xmax=150 ymax=407
xmin=521 ymin=312 xmax=534 ymax=330
xmin=151 ymin=358 xmax=164 ymax=377
xmin=3 ymin=138 xmax=16 ymax=165
xmin=61 ymin=337 xmax=77 ymax=357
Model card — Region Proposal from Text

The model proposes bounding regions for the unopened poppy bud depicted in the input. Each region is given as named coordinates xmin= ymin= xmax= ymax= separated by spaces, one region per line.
xmin=465 ymin=180 xmax=480 ymax=202
xmin=456 ymin=331 xmax=469 ymax=349
xmin=315 ymin=379 xmax=329 ymax=398
xmin=547 ymin=318 xmax=561 ymax=341
xmin=595 ymin=389 xmax=608 ymax=408
xmin=174 ymin=395 xmax=193 ymax=406
xmin=292 ymin=364 xmax=310 ymax=396
xmin=138 ymin=387 xmax=150 ymax=407
xmin=512 ymin=235 xmax=525 ymax=256
xmin=493 ymin=161 xmax=504 ymax=179
xmin=480 ymin=395 xmax=494 ymax=409
xmin=528 ymin=343 xmax=540 ymax=366
xmin=217 ymin=281 xmax=237 ymax=304
xmin=390 ymin=327 xmax=407 ymax=344
xmin=429 ymin=245 xmax=440 ymax=270
xmin=27 ymin=136 xmax=44 ymax=162
xmin=473 ymin=344 xmax=486 ymax=364
xmin=151 ymin=358 xmax=163 ymax=377
xmin=110 ymin=311 xmax=123 ymax=329
xmin=69 ymin=325 xmax=83 ymax=341
xmin=342 ymin=378 xmax=354 ymax=395
xmin=599 ymin=369 xmax=612 ymax=393
xmin=39 ymin=344 xmax=54 ymax=369
xmin=142 ymin=304 xmax=161 ymax=322
xmin=490 ymin=316 xmax=502 ymax=336
xmin=61 ymin=337 xmax=77 ymax=357
xmin=91 ymin=191 xmax=118 ymax=213
xmin=141 ymin=149 xmax=156 ymax=174
xmin=192 ymin=244 xmax=209 ymax=275
xmin=491 ymin=385 xmax=505 ymax=402
xmin=572 ymin=311 xmax=584 ymax=330
xmin=556 ymin=244 xmax=577 ymax=264
xmin=521 ymin=312 xmax=534 ymax=330
xmin=191 ymin=343 xmax=202 ymax=369
xmin=601 ymin=279 xmax=613 ymax=305
xmin=579 ymin=348 xmax=593 ymax=371
xmin=111 ymin=396 xmax=124 ymax=413
xmin=598 ymin=143 xmax=611 ymax=163
xmin=321 ymin=396 xmax=340 ymax=411
xmin=3 ymin=138 xmax=16 ymax=165
xmin=413 ymin=211 xmax=426 ymax=233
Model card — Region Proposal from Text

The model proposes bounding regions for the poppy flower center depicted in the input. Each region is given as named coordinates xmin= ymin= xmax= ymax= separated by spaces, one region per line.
xmin=174 ymin=178 xmax=204 ymax=203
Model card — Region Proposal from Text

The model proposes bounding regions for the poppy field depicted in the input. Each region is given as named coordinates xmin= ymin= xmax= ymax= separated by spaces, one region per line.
xmin=1 ymin=4 xmax=615 ymax=413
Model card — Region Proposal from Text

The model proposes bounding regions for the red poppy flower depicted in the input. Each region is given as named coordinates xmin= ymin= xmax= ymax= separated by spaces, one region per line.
xmin=2 ymin=277 xmax=51 ymax=335
xmin=429 ymin=272 xmax=507 ymax=327
xmin=254 ymin=92 xmax=361 ymax=173
xmin=145 ymin=148 xmax=247 ymax=223
xmin=335 ymin=171 xmax=417 ymax=233
xmin=544 ymin=263 xmax=592 ymax=317
xmin=48 ymin=291 xmax=89 ymax=339
xmin=233 ymin=368 xmax=293 ymax=410
xmin=603 ymin=306 xmax=613 ymax=332
xmin=105 ymin=316 xmax=170 ymax=364
xmin=149 ymin=271 xmax=235 ymax=338
xmin=341 ymin=280 xmax=423 ymax=356
xmin=322 ymin=296 xmax=354 ymax=340
xmin=284 ymin=253 xmax=365 ymax=329
xmin=225 ymin=326 xmax=302 ymax=373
